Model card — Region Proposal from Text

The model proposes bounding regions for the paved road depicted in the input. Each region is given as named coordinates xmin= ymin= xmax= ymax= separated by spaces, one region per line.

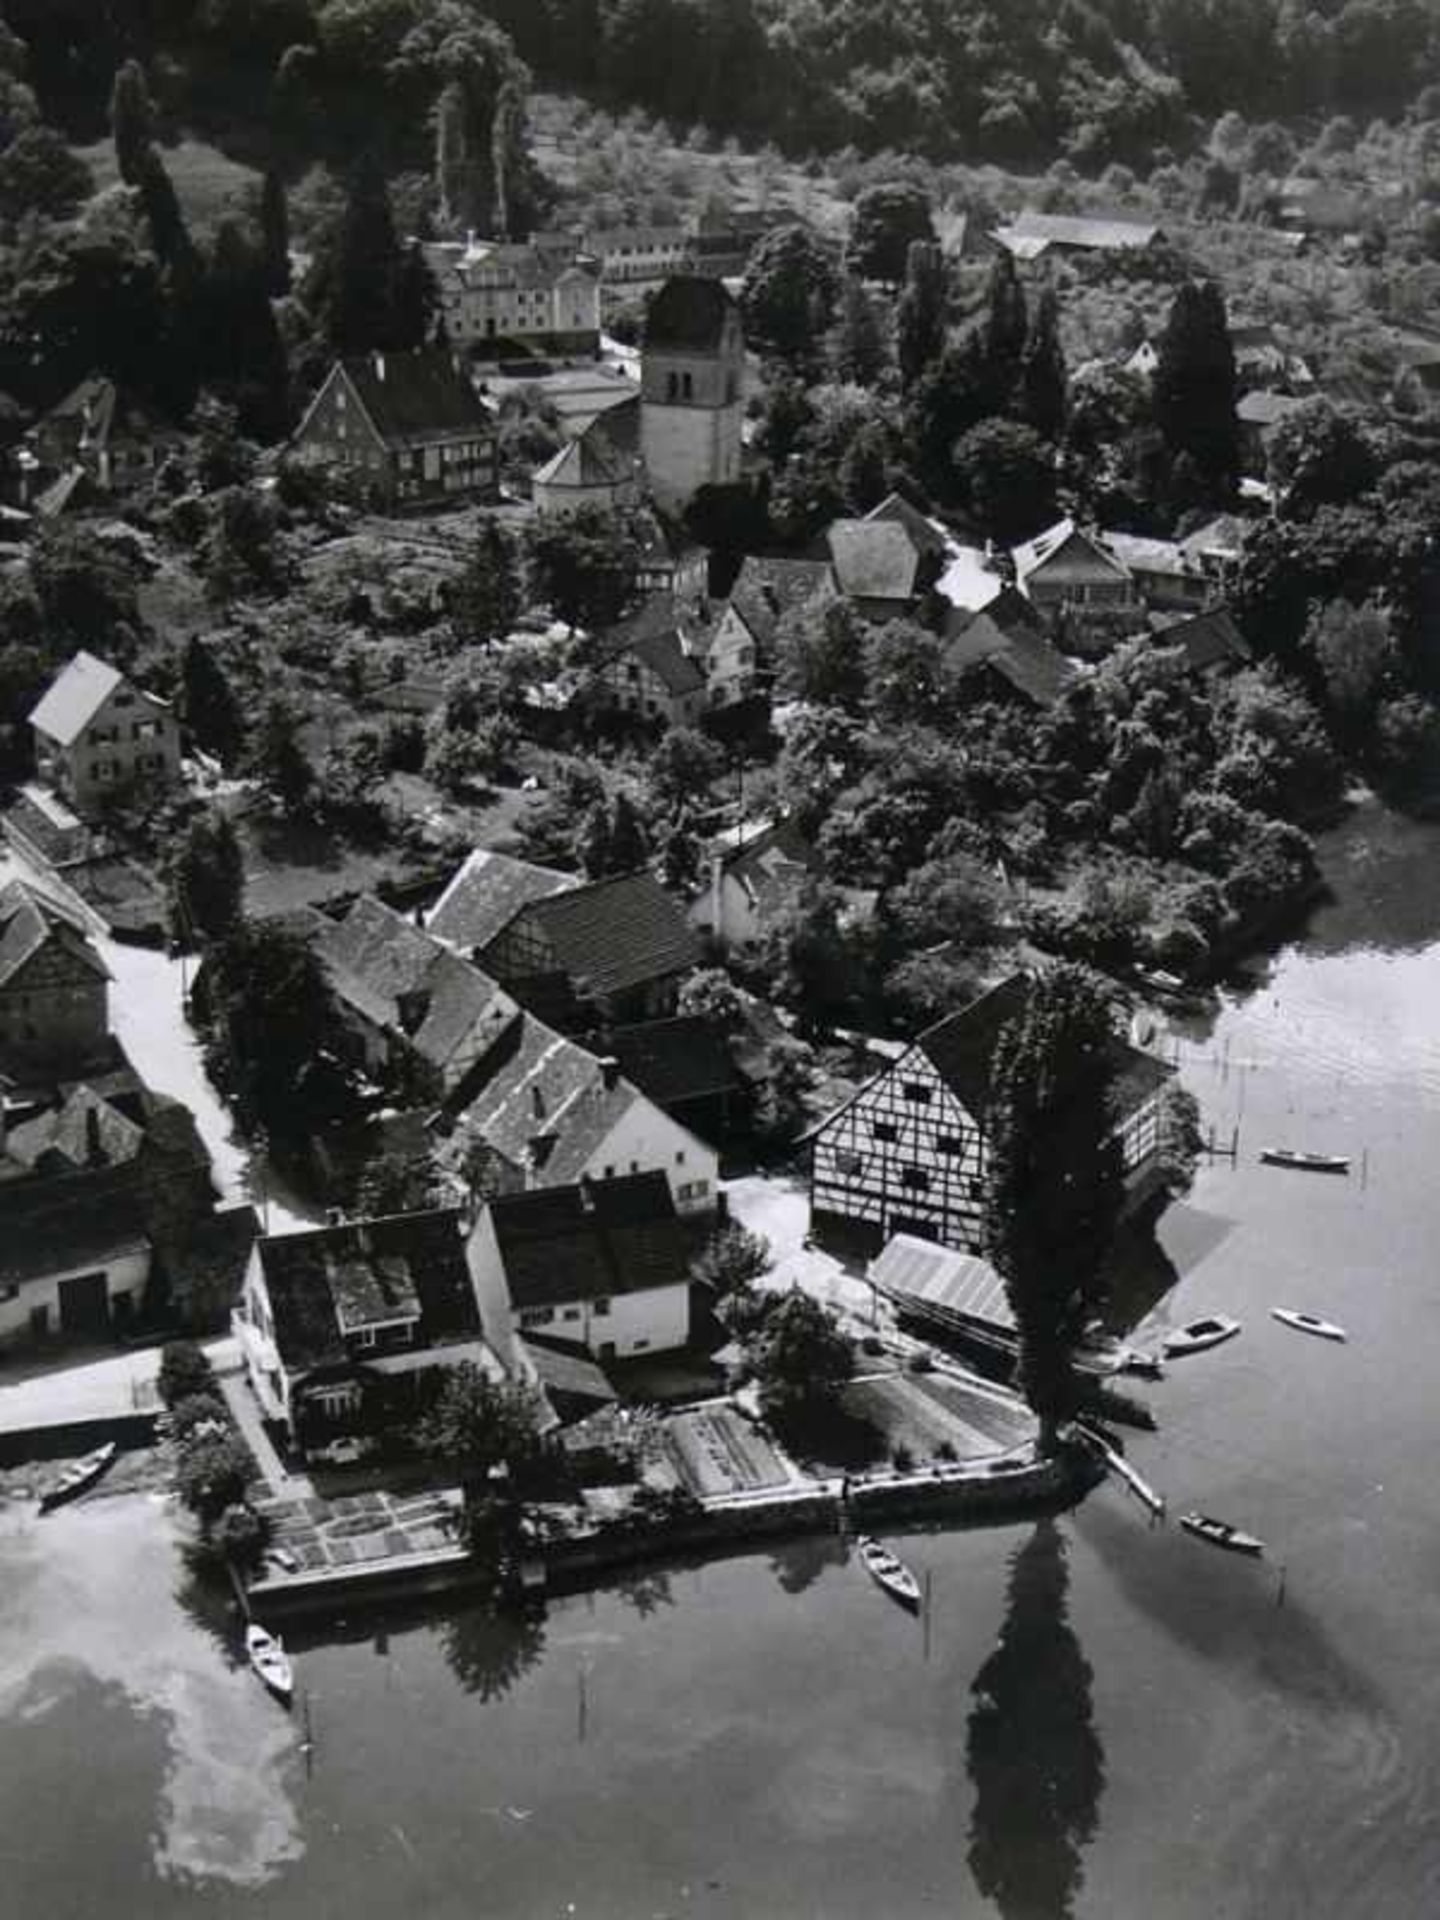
xmin=0 ymin=1334 xmax=240 ymax=1432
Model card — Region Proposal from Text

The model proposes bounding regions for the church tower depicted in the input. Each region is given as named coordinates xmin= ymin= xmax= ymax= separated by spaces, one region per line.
xmin=640 ymin=275 xmax=745 ymax=514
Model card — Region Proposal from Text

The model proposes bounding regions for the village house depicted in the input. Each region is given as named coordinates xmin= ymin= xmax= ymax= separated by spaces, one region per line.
xmin=303 ymin=894 xmax=523 ymax=1109
xmin=475 ymin=869 xmax=703 ymax=1028
xmin=0 ymin=1165 xmax=151 ymax=1349
xmin=1096 ymin=531 xmax=1213 ymax=614
xmin=1236 ymin=389 xmax=1310 ymax=476
xmin=593 ymin=601 xmax=709 ymax=727
xmin=0 ymin=877 xmax=110 ymax=1076
xmin=608 ymin=1016 xmax=748 ymax=1143
xmin=290 ymin=348 xmax=498 ymax=511
xmin=19 ymin=374 xmax=182 ymax=508
xmin=1147 ymin=606 xmax=1252 ymax=679
xmin=426 ymin=848 xmax=579 ymax=957
xmin=441 ymin=1011 xmax=718 ymax=1218
xmin=1012 ymin=519 xmax=1138 ymax=636
xmin=580 ymin=222 xmax=693 ymax=290
xmin=941 ymin=603 xmax=1076 ymax=710
xmin=421 ymin=235 xmax=601 ymax=355
xmin=30 ymin=651 xmax=181 ymax=817
xmin=807 ymin=973 xmax=1174 ymax=1256
xmin=690 ymin=816 xmax=821 ymax=950
xmin=825 ymin=517 xmax=940 ymax=623
xmin=1178 ymin=514 xmax=1250 ymax=589
xmin=709 ymin=554 xmax=833 ymax=695
xmin=234 ymin=1208 xmax=502 ymax=1457
xmin=466 ymin=1171 xmax=694 ymax=1371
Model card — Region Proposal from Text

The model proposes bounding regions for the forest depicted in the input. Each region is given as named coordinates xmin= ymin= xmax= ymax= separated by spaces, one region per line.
xmin=9 ymin=0 xmax=1440 ymax=175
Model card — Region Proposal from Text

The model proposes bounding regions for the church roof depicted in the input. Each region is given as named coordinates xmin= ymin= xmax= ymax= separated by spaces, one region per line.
xmin=644 ymin=275 xmax=737 ymax=351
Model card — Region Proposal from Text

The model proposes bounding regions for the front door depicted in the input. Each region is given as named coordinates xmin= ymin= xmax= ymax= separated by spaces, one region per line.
xmin=59 ymin=1270 xmax=111 ymax=1340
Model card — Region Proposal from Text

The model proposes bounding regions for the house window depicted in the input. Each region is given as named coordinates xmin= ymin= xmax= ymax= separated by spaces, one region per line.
xmin=901 ymin=1167 xmax=931 ymax=1192
xmin=604 ymin=1165 xmax=615 ymax=1178
xmin=311 ymin=1382 xmax=361 ymax=1418
xmin=594 ymin=1298 xmax=611 ymax=1316
xmin=632 ymin=1338 xmax=651 ymax=1351
xmin=675 ymin=1151 xmax=685 ymax=1165
xmin=562 ymin=1307 xmax=581 ymax=1322
xmin=937 ymin=1134 xmax=963 ymax=1156
xmin=0 ymin=1282 xmax=17 ymax=1302
xmin=352 ymin=1327 xmax=377 ymax=1350
xmin=903 ymin=1082 xmax=932 ymax=1105
xmin=835 ymin=1150 xmax=864 ymax=1178
xmin=519 ymin=1307 xmax=554 ymax=1328
xmin=872 ymin=1121 xmax=897 ymax=1143
xmin=968 ymin=1179 xmax=986 ymax=1201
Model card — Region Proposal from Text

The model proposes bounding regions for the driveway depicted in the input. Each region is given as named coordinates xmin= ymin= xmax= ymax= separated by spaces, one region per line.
xmin=723 ymin=1171 xmax=893 ymax=1335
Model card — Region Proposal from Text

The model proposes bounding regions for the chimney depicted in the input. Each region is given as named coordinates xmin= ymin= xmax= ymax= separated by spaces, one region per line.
xmin=531 ymin=1083 xmax=546 ymax=1121
xmin=578 ymin=1173 xmax=596 ymax=1212
xmin=373 ymin=352 xmax=386 ymax=382
xmin=85 ymin=1102 xmax=105 ymax=1167
xmin=710 ymin=852 xmax=725 ymax=940
xmin=598 ymin=1056 xmax=620 ymax=1091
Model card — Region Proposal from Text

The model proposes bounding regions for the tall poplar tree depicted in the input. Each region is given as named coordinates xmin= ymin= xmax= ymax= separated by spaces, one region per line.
xmin=109 ymin=59 xmax=154 ymax=187
xmin=1020 ymin=282 xmax=1067 ymax=443
xmin=895 ymin=239 xmax=948 ymax=389
xmin=1153 ymin=278 xmax=1239 ymax=501
xmin=982 ymin=968 xmax=1126 ymax=1451
xmin=980 ymin=249 xmax=1029 ymax=413
xmin=259 ymin=167 xmax=291 ymax=295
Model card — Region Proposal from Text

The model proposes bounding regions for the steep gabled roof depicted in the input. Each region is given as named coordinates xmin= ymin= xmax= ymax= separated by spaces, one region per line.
xmin=0 ymin=1165 xmax=149 ymax=1287
xmin=1097 ymin=531 xmax=1205 ymax=582
xmin=256 ymin=1207 xmax=480 ymax=1373
xmin=1004 ymin=209 xmax=1160 ymax=251
xmin=29 ymin=651 xmax=125 ymax=745
xmin=610 ymin=1016 xmax=744 ymax=1108
xmin=513 ymin=872 xmax=702 ymax=998
xmin=0 ymin=877 xmax=109 ymax=992
xmin=488 ymin=1170 xmax=688 ymax=1309
xmin=943 ymin=608 xmax=1075 ymax=708
xmin=601 ymin=608 xmax=707 ymax=698
xmin=826 ymin=518 xmax=922 ymax=601
xmin=644 ymin=275 xmax=737 ymax=351
xmin=863 ymin=492 xmax=952 ymax=561
xmin=533 ymin=430 xmax=631 ymax=489
xmin=1150 ymin=606 xmax=1252 ymax=674
xmin=428 ymin=849 xmax=579 ymax=958
xmin=1013 ymin=519 xmax=1129 ymax=588
xmin=448 ymin=1014 xmax=643 ymax=1184
xmin=6 ymin=1083 xmax=146 ymax=1173
xmin=341 ymin=349 xmax=493 ymax=446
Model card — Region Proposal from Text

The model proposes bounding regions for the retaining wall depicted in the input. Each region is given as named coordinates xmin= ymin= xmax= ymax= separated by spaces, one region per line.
xmin=0 ymin=1411 xmax=159 ymax=1466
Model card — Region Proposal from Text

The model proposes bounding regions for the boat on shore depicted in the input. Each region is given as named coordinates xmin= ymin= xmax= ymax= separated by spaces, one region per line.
xmin=1271 ymin=1307 xmax=1347 ymax=1343
xmin=1179 ymin=1513 xmax=1264 ymax=1556
xmin=245 ymin=1623 xmax=294 ymax=1702
xmin=1260 ymin=1148 xmax=1350 ymax=1174
xmin=855 ymin=1535 xmax=922 ymax=1609
xmin=38 ymin=1442 xmax=116 ymax=1514
xmin=1163 ymin=1315 xmax=1241 ymax=1357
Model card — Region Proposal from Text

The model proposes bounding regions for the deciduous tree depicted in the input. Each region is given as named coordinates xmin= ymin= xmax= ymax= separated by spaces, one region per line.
xmin=845 ymin=181 xmax=936 ymax=288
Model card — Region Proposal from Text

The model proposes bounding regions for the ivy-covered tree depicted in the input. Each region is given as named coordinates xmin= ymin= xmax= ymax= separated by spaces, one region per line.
xmin=982 ymin=967 xmax=1127 ymax=1451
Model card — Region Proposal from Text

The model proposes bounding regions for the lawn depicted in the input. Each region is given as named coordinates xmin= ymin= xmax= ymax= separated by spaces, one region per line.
xmin=74 ymin=135 xmax=260 ymax=238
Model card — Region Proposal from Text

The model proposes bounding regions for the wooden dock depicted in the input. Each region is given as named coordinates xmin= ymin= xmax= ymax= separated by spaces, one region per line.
xmin=1073 ymin=1424 xmax=1166 ymax=1518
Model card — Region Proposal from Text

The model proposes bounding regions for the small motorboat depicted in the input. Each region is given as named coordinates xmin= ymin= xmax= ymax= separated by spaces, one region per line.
xmin=245 ymin=1623 xmax=294 ymax=1702
xmin=1271 ymin=1307 xmax=1347 ymax=1343
xmin=1260 ymin=1148 xmax=1350 ymax=1174
xmin=1163 ymin=1315 xmax=1240 ymax=1357
xmin=38 ymin=1441 xmax=117 ymax=1514
xmin=856 ymin=1535 xmax=922 ymax=1609
xmin=1179 ymin=1513 xmax=1264 ymax=1556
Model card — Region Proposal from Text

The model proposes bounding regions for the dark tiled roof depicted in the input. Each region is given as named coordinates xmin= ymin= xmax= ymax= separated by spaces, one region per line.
xmin=257 ymin=1207 xmax=479 ymax=1373
xmin=428 ymin=850 xmax=579 ymax=956
xmin=826 ymin=519 xmax=922 ymax=600
xmin=943 ymin=608 xmax=1075 ymax=708
xmin=601 ymin=604 xmax=707 ymax=697
xmin=920 ymin=973 xmax=1172 ymax=1120
xmin=515 ymin=872 xmax=702 ymax=999
xmin=29 ymin=650 xmax=124 ymax=745
xmin=342 ymin=349 xmax=492 ymax=447
xmin=6 ymin=1083 xmax=145 ymax=1171
xmin=488 ymin=1170 xmax=688 ymax=1308
xmin=644 ymin=275 xmax=737 ymax=350
xmin=728 ymin=555 xmax=833 ymax=649
xmin=864 ymin=492 xmax=952 ymax=560
xmin=1150 ymin=606 xmax=1252 ymax=673
xmin=0 ymin=1166 xmax=149 ymax=1286
xmin=0 ymin=878 xmax=109 ymax=992
xmin=610 ymin=1016 xmax=743 ymax=1107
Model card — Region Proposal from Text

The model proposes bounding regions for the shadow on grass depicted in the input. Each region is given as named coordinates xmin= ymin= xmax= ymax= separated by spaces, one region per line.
xmin=766 ymin=1400 xmax=890 ymax=1475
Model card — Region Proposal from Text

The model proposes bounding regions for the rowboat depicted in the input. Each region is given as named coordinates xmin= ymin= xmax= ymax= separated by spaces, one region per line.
xmin=245 ymin=1623 xmax=294 ymax=1702
xmin=1179 ymin=1512 xmax=1264 ymax=1556
xmin=1271 ymin=1307 xmax=1347 ymax=1343
xmin=38 ymin=1441 xmax=116 ymax=1514
xmin=1163 ymin=1314 xmax=1240 ymax=1357
xmin=856 ymin=1535 xmax=922 ymax=1609
xmin=1260 ymin=1148 xmax=1350 ymax=1174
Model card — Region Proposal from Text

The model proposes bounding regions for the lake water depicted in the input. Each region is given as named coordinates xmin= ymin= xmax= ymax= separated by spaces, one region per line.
xmin=6 ymin=798 xmax=1440 ymax=1918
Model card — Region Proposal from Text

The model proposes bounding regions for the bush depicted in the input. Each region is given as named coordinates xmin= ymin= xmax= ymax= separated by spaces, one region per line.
xmin=175 ymin=1431 xmax=254 ymax=1529
xmin=891 ymin=1443 xmax=916 ymax=1471
xmin=168 ymin=1392 xmax=230 ymax=1444
xmin=157 ymin=1339 xmax=215 ymax=1410
xmin=212 ymin=1502 xmax=269 ymax=1572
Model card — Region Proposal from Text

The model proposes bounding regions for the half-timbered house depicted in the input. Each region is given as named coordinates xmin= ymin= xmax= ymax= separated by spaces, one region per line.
xmin=808 ymin=975 xmax=1173 ymax=1255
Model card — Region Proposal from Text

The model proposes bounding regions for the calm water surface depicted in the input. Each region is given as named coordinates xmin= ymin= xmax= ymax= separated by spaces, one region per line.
xmin=6 ymin=799 xmax=1440 ymax=1919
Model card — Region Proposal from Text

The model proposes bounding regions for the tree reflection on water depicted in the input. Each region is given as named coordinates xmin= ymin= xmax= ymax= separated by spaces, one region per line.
xmin=966 ymin=1520 xmax=1104 ymax=1920
xmin=440 ymin=1599 xmax=546 ymax=1703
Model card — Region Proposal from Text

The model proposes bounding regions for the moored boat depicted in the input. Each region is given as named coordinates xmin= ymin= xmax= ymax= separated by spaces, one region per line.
xmin=1179 ymin=1512 xmax=1264 ymax=1556
xmin=1163 ymin=1314 xmax=1241 ymax=1357
xmin=38 ymin=1441 xmax=116 ymax=1514
xmin=1260 ymin=1148 xmax=1350 ymax=1174
xmin=856 ymin=1535 xmax=922 ymax=1609
xmin=1271 ymin=1307 xmax=1347 ymax=1343
xmin=245 ymin=1623 xmax=294 ymax=1702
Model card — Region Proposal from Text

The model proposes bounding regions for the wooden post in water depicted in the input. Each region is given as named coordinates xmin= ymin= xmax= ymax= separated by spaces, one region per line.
xmin=922 ymin=1570 xmax=933 ymax=1664
xmin=1276 ymin=1562 xmax=1287 ymax=1609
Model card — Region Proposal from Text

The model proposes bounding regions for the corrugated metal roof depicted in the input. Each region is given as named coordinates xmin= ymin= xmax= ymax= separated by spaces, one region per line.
xmin=870 ymin=1232 xmax=1013 ymax=1330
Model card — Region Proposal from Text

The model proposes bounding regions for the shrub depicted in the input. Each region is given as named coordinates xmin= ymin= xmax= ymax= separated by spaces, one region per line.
xmin=157 ymin=1339 xmax=215 ymax=1410
xmin=175 ymin=1432 xmax=254 ymax=1529
xmin=212 ymin=1502 xmax=269 ymax=1571
xmin=892 ymin=1443 xmax=916 ymax=1472
xmin=168 ymin=1392 xmax=231 ymax=1444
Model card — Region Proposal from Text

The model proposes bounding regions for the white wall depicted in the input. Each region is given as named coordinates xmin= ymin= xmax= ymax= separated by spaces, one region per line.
xmin=522 ymin=1280 xmax=689 ymax=1357
xmin=584 ymin=1098 xmax=718 ymax=1215
xmin=0 ymin=1243 xmax=150 ymax=1348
